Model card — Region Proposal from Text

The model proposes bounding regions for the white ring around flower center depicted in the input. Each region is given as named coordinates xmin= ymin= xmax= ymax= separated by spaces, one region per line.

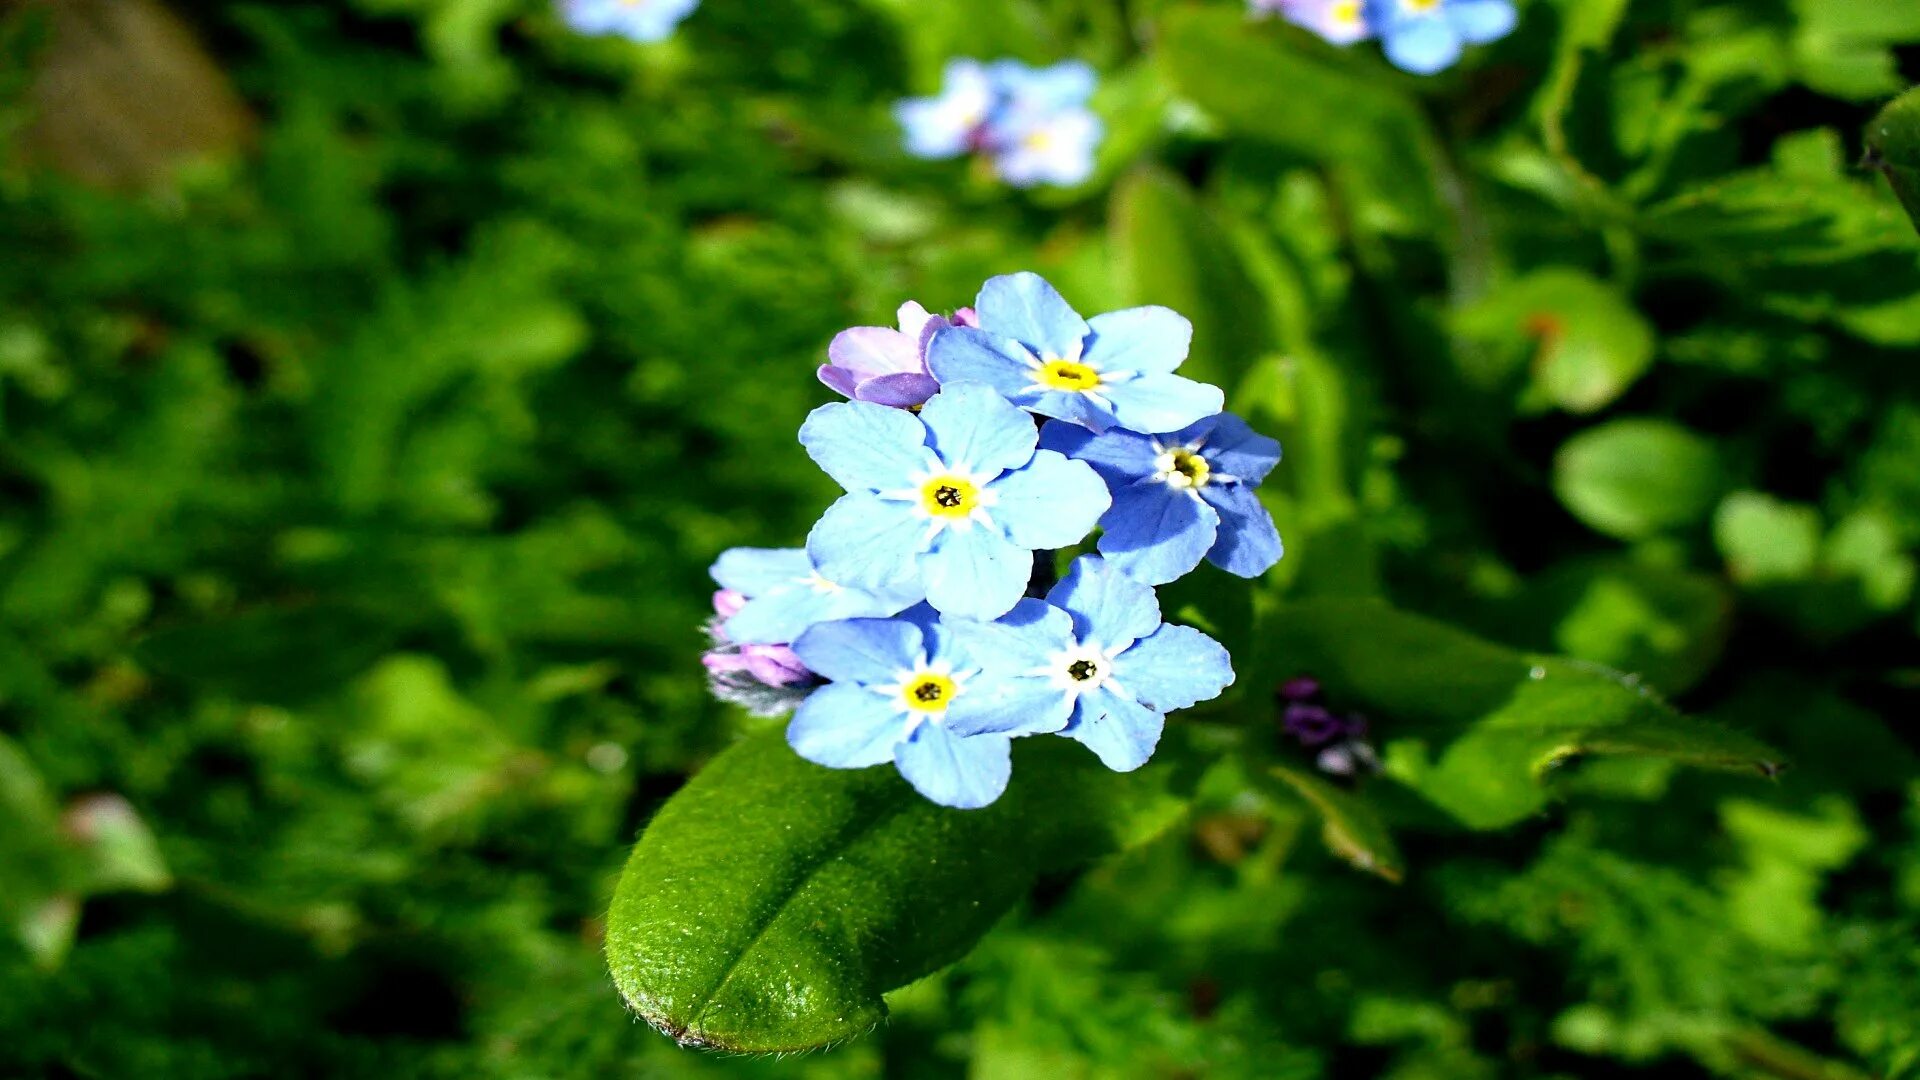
xmin=1036 ymin=640 xmax=1121 ymax=699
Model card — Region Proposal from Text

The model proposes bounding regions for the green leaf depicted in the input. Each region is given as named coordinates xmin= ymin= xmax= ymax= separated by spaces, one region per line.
xmin=1110 ymin=168 xmax=1271 ymax=390
xmin=1553 ymin=420 xmax=1726 ymax=540
xmin=1256 ymin=601 xmax=1782 ymax=828
xmin=1455 ymin=269 xmax=1655 ymax=414
xmin=1156 ymin=8 xmax=1437 ymax=227
xmin=1868 ymin=87 xmax=1920 ymax=235
xmin=0 ymin=734 xmax=77 ymax=967
xmin=1715 ymin=491 xmax=1823 ymax=585
xmin=1501 ymin=557 xmax=1731 ymax=696
xmin=606 ymin=729 xmax=1181 ymax=1052
xmin=1265 ymin=764 xmax=1404 ymax=882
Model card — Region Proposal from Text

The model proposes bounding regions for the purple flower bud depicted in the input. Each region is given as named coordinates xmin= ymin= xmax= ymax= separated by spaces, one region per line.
xmin=818 ymin=301 xmax=956 ymax=408
xmin=712 ymin=589 xmax=748 ymax=621
xmin=1278 ymin=676 xmax=1322 ymax=702
xmin=1283 ymin=703 xmax=1344 ymax=747
xmin=740 ymin=643 xmax=813 ymax=687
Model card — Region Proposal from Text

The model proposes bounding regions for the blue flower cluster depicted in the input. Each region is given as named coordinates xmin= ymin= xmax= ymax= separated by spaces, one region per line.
xmin=1251 ymin=0 xmax=1517 ymax=75
xmin=705 ymin=272 xmax=1286 ymax=808
xmin=557 ymin=0 xmax=699 ymax=42
xmin=895 ymin=60 xmax=1103 ymax=188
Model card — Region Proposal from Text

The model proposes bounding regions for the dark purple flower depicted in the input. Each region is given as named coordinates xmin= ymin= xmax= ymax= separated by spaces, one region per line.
xmin=818 ymin=302 xmax=978 ymax=408
xmin=1283 ymin=703 xmax=1346 ymax=747
xmin=1278 ymin=676 xmax=1321 ymax=702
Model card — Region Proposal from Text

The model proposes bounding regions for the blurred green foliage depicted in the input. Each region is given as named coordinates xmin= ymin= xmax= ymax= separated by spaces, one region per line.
xmin=1 ymin=0 xmax=1918 ymax=1076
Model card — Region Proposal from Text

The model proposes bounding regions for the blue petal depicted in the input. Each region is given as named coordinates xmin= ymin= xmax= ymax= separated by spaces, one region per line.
xmin=1096 ymin=483 xmax=1219 ymax=587
xmin=807 ymin=493 xmax=926 ymax=593
xmin=709 ymin=547 xmax=811 ymax=597
xmin=1038 ymin=421 xmax=1157 ymax=487
xmin=1100 ymin=372 xmax=1224 ymax=435
xmin=1199 ymin=482 xmax=1285 ymax=579
xmin=990 ymin=450 xmax=1110 ymax=550
xmin=945 ymin=597 xmax=1073 ymax=673
xmin=1046 ymin=555 xmax=1162 ymax=652
xmin=1114 ymin=624 xmax=1233 ymax=712
xmin=1196 ymin=413 xmax=1282 ymax=486
xmin=1062 ymin=687 xmax=1163 ymax=772
xmin=799 ymin=400 xmax=927 ymax=494
xmin=725 ymin=577 xmax=921 ymax=646
xmin=791 ymin=617 xmax=923 ymax=685
xmin=918 ymin=381 xmax=1039 ymax=476
xmin=945 ymin=673 xmax=1074 ymax=738
xmin=922 ymin=523 xmax=1030 ymax=620
xmin=894 ymin=723 xmax=1013 ymax=808
xmin=974 ymin=272 xmax=1089 ymax=360
xmin=926 ymin=325 xmax=1036 ymax=401
xmin=1448 ymin=0 xmax=1517 ymax=44
xmin=1083 ymin=307 xmax=1193 ymax=376
xmin=992 ymin=59 xmax=1097 ymax=111
xmin=1030 ymin=387 xmax=1121 ymax=430
xmin=787 ymin=683 xmax=907 ymax=769
xmin=1383 ymin=19 xmax=1463 ymax=74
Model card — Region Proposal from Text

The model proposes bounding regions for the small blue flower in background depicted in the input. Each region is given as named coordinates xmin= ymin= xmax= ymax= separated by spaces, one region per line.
xmin=895 ymin=59 xmax=1104 ymax=188
xmin=710 ymin=547 xmax=921 ymax=645
xmin=559 ymin=0 xmax=699 ymax=42
xmin=1368 ymin=0 xmax=1516 ymax=74
xmin=787 ymin=608 xmax=1012 ymax=809
xmin=818 ymin=303 xmax=976 ymax=409
xmin=946 ymin=557 xmax=1233 ymax=772
xmin=802 ymin=382 xmax=1110 ymax=620
xmin=1042 ymin=412 xmax=1283 ymax=586
xmin=928 ymin=272 xmax=1225 ymax=435
xmin=895 ymin=59 xmax=1000 ymax=160
xmin=1252 ymin=0 xmax=1375 ymax=45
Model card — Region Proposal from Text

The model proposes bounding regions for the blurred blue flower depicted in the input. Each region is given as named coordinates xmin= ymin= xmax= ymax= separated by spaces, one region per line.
xmin=1042 ymin=412 xmax=1283 ymax=586
xmin=819 ymin=302 xmax=976 ymax=408
xmin=1368 ymin=0 xmax=1516 ymax=74
xmin=1252 ymin=0 xmax=1375 ymax=45
xmin=895 ymin=59 xmax=1104 ymax=188
xmin=945 ymin=557 xmax=1233 ymax=771
xmin=559 ymin=0 xmax=698 ymax=42
xmin=802 ymin=382 xmax=1110 ymax=620
xmin=895 ymin=59 xmax=1000 ymax=160
xmin=787 ymin=608 xmax=1013 ymax=809
xmin=710 ymin=547 xmax=921 ymax=645
xmin=993 ymin=107 xmax=1103 ymax=189
xmin=927 ymin=272 xmax=1224 ymax=435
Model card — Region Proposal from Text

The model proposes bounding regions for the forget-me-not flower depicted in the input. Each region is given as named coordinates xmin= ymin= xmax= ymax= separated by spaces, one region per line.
xmin=819 ymin=303 xmax=977 ymax=408
xmin=993 ymin=107 xmax=1103 ymax=189
xmin=946 ymin=557 xmax=1233 ymax=772
xmin=1041 ymin=412 xmax=1283 ymax=586
xmin=710 ymin=547 xmax=921 ymax=645
xmin=1252 ymin=0 xmax=1375 ymax=45
xmin=927 ymin=273 xmax=1225 ymax=435
xmin=1368 ymin=0 xmax=1516 ymax=74
xmin=802 ymin=382 xmax=1110 ymax=620
xmin=895 ymin=60 xmax=1000 ymax=160
xmin=559 ymin=0 xmax=699 ymax=42
xmin=787 ymin=607 xmax=1011 ymax=808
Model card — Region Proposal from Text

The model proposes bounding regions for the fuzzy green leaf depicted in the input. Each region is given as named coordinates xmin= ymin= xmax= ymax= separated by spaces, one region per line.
xmin=606 ymin=729 xmax=1181 ymax=1052
xmin=1256 ymin=601 xmax=1783 ymax=828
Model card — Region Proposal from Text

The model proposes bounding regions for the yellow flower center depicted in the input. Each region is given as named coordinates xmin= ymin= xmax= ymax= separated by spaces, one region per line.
xmin=1157 ymin=447 xmax=1212 ymax=490
xmin=1402 ymin=0 xmax=1442 ymax=12
xmin=1038 ymin=358 xmax=1101 ymax=392
xmin=1332 ymin=0 xmax=1364 ymax=22
xmin=920 ymin=475 xmax=980 ymax=519
xmin=901 ymin=673 xmax=956 ymax=713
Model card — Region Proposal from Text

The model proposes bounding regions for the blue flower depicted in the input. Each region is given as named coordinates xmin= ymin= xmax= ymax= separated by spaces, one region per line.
xmin=1252 ymin=0 xmax=1375 ymax=45
xmin=559 ymin=0 xmax=698 ymax=42
xmin=801 ymin=382 xmax=1111 ymax=620
xmin=1368 ymin=0 xmax=1516 ymax=74
xmin=927 ymin=273 xmax=1225 ymax=435
xmin=895 ymin=59 xmax=1000 ymax=160
xmin=987 ymin=60 xmax=1097 ymax=114
xmin=1041 ymin=412 xmax=1284 ymax=586
xmin=710 ymin=547 xmax=921 ymax=645
xmin=787 ymin=607 xmax=1012 ymax=809
xmin=993 ymin=106 xmax=1103 ymax=189
xmin=945 ymin=557 xmax=1233 ymax=772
